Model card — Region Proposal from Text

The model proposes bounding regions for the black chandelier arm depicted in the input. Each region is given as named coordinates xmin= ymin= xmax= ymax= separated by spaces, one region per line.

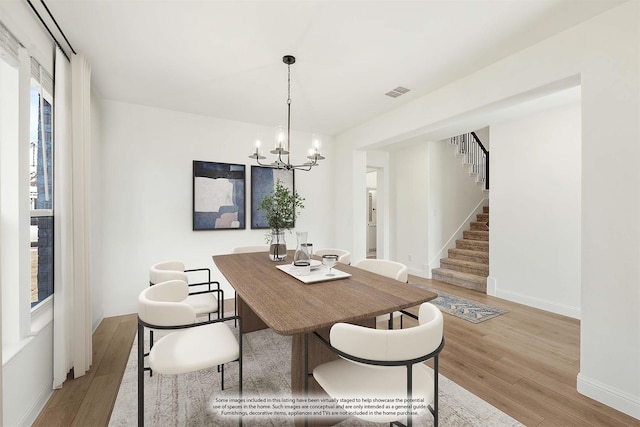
xmin=250 ymin=156 xmax=319 ymax=171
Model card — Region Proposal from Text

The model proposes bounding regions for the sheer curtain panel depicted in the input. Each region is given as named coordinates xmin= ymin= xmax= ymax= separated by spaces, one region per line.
xmin=52 ymin=50 xmax=93 ymax=387
xmin=71 ymin=52 xmax=92 ymax=379
xmin=52 ymin=46 xmax=73 ymax=388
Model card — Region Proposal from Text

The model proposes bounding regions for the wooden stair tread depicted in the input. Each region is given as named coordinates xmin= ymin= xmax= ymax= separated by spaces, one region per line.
xmin=470 ymin=221 xmax=490 ymax=231
xmin=449 ymin=248 xmax=489 ymax=259
xmin=440 ymin=258 xmax=489 ymax=276
xmin=432 ymin=268 xmax=486 ymax=282
xmin=432 ymin=268 xmax=487 ymax=292
xmin=463 ymin=230 xmax=489 ymax=241
xmin=456 ymin=239 xmax=489 ymax=252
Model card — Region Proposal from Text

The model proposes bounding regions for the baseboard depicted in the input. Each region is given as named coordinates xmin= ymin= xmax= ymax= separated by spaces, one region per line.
xmin=493 ymin=285 xmax=581 ymax=319
xmin=20 ymin=384 xmax=53 ymax=426
xmin=487 ymin=276 xmax=497 ymax=296
xmin=577 ymin=373 xmax=640 ymax=420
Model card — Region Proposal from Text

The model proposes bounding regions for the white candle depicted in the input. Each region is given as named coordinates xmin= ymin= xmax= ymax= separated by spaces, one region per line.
xmin=275 ymin=126 xmax=285 ymax=149
xmin=312 ymin=134 xmax=322 ymax=155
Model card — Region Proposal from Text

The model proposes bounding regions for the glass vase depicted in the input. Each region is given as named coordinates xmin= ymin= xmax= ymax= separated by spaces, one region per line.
xmin=293 ymin=231 xmax=310 ymax=264
xmin=269 ymin=230 xmax=287 ymax=261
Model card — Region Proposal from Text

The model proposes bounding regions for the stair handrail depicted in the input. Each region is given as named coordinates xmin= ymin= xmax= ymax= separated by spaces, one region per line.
xmin=470 ymin=132 xmax=489 ymax=190
xmin=470 ymin=132 xmax=488 ymax=155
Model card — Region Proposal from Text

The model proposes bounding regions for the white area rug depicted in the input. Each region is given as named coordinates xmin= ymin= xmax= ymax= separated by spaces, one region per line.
xmin=110 ymin=327 xmax=523 ymax=426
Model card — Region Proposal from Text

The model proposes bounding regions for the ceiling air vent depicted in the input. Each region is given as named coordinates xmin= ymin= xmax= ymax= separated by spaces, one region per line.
xmin=385 ymin=86 xmax=410 ymax=98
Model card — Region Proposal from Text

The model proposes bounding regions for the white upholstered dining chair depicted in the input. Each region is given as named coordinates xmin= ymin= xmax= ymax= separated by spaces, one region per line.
xmin=149 ymin=260 xmax=222 ymax=320
xmin=149 ymin=261 xmax=224 ymax=349
xmin=313 ymin=248 xmax=351 ymax=265
xmin=231 ymin=245 xmax=270 ymax=254
xmin=137 ymin=279 xmax=242 ymax=426
xmin=353 ymin=258 xmax=409 ymax=329
xmin=310 ymin=302 xmax=444 ymax=427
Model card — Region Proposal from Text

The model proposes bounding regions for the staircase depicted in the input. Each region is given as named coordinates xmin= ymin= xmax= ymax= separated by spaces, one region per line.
xmin=432 ymin=206 xmax=489 ymax=292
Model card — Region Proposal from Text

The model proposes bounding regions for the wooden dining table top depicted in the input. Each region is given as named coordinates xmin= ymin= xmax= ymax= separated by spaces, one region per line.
xmin=212 ymin=251 xmax=437 ymax=335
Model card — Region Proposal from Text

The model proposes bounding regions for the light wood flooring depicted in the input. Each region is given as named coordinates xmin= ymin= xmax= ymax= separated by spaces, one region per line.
xmin=33 ymin=279 xmax=640 ymax=426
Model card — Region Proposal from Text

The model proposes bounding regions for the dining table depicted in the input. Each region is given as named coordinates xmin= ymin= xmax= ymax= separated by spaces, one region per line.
xmin=212 ymin=251 xmax=437 ymax=425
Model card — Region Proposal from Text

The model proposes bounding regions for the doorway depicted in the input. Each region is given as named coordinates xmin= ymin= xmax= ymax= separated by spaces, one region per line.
xmin=366 ymin=169 xmax=377 ymax=258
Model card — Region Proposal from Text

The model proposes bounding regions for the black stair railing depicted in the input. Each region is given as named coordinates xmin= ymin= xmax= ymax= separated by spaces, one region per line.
xmin=450 ymin=131 xmax=489 ymax=190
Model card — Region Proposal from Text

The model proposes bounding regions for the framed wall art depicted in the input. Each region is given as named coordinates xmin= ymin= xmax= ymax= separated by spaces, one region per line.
xmin=193 ymin=161 xmax=246 ymax=230
xmin=251 ymin=166 xmax=294 ymax=229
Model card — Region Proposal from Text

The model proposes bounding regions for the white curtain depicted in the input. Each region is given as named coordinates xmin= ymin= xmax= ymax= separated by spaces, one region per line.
xmin=52 ymin=49 xmax=93 ymax=388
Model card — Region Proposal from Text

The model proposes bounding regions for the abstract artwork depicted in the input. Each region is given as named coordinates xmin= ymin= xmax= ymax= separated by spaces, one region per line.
xmin=193 ymin=161 xmax=245 ymax=230
xmin=251 ymin=166 xmax=294 ymax=229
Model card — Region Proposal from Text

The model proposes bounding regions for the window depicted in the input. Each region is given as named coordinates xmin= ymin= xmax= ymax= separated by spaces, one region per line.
xmin=1 ymin=19 xmax=56 ymax=355
xmin=29 ymin=63 xmax=54 ymax=308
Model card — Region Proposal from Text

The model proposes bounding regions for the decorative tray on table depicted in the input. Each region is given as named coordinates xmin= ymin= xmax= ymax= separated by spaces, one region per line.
xmin=276 ymin=263 xmax=351 ymax=284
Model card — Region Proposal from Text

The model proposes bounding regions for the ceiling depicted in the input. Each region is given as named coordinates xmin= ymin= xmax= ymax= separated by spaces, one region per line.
xmin=45 ymin=0 xmax=622 ymax=136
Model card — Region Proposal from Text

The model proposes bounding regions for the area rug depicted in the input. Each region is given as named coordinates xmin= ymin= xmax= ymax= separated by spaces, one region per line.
xmin=408 ymin=284 xmax=507 ymax=324
xmin=109 ymin=327 xmax=523 ymax=427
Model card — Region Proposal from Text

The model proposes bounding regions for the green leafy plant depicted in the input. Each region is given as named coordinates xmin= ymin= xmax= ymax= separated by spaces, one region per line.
xmin=258 ymin=179 xmax=305 ymax=232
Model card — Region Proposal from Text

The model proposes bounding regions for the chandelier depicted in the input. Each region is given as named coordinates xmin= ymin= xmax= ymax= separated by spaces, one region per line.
xmin=249 ymin=55 xmax=325 ymax=171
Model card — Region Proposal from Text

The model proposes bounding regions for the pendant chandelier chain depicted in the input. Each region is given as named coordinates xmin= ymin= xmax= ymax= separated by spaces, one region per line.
xmin=287 ymin=62 xmax=292 ymax=157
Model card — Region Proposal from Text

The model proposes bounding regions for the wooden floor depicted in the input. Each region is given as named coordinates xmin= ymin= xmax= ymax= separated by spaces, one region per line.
xmin=32 ymin=314 xmax=138 ymax=427
xmin=33 ymin=278 xmax=640 ymax=426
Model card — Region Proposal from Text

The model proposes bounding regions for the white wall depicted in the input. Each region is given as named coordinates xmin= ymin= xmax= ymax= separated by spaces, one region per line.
xmin=99 ymin=100 xmax=335 ymax=317
xmin=334 ymin=2 xmax=640 ymax=419
xmin=2 ymin=325 xmax=52 ymax=426
xmin=390 ymin=142 xmax=428 ymax=273
xmin=488 ymin=103 xmax=581 ymax=318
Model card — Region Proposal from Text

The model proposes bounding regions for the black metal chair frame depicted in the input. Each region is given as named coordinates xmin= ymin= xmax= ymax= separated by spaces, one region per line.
xmin=377 ymin=307 xmax=416 ymax=330
xmin=171 ymin=266 xmax=225 ymax=321
xmin=148 ymin=267 xmax=225 ymax=351
xmin=305 ymin=327 xmax=444 ymax=427
xmin=137 ymin=314 xmax=243 ymax=426
xmin=375 ymin=282 xmax=412 ymax=330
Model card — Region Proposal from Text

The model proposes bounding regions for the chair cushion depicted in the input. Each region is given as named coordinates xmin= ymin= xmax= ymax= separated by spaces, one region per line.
xmin=149 ymin=323 xmax=239 ymax=375
xmin=313 ymin=360 xmax=434 ymax=423
xmin=330 ymin=316 xmax=443 ymax=362
xmin=186 ymin=292 xmax=219 ymax=315
xmin=138 ymin=281 xmax=195 ymax=326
